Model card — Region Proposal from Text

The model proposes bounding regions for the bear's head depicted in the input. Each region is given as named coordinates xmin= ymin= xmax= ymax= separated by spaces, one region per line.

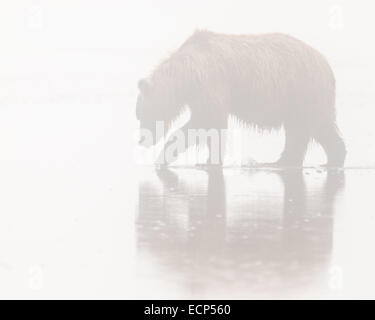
xmin=136 ymin=78 xmax=182 ymax=147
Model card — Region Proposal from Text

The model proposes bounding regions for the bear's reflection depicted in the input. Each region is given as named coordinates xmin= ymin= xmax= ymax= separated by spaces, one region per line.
xmin=136 ymin=168 xmax=345 ymax=297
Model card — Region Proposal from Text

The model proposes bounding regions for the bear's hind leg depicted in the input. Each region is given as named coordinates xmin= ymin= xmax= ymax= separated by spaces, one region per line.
xmin=277 ymin=123 xmax=311 ymax=167
xmin=314 ymin=121 xmax=346 ymax=167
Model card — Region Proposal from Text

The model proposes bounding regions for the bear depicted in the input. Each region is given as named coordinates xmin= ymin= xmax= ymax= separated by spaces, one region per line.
xmin=136 ymin=30 xmax=346 ymax=167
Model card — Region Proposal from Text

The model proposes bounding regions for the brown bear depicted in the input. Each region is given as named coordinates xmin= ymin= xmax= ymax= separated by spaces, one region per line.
xmin=136 ymin=30 xmax=346 ymax=167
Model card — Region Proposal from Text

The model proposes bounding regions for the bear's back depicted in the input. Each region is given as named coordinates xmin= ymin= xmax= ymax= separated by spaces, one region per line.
xmin=178 ymin=31 xmax=335 ymax=117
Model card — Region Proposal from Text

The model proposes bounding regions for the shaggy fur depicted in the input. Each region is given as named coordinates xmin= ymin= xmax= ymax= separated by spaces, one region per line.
xmin=136 ymin=30 xmax=346 ymax=166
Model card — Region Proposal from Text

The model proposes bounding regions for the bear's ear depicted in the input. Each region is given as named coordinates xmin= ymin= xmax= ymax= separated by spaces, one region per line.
xmin=138 ymin=79 xmax=151 ymax=94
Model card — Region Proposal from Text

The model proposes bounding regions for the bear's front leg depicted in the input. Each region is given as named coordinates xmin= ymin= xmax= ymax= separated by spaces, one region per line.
xmin=155 ymin=122 xmax=194 ymax=167
xmin=205 ymin=131 xmax=226 ymax=166
xmin=200 ymin=114 xmax=228 ymax=167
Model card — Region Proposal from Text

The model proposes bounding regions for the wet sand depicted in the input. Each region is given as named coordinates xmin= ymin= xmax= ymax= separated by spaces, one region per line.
xmin=136 ymin=167 xmax=375 ymax=299
xmin=1 ymin=59 xmax=375 ymax=299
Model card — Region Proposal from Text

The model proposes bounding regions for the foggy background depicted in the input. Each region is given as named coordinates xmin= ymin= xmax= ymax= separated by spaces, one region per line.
xmin=0 ymin=0 xmax=375 ymax=299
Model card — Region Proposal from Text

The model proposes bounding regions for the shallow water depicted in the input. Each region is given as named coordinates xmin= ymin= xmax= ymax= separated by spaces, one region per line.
xmin=1 ymin=92 xmax=375 ymax=299
xmin=1 ymin=43 xmax=375 ymax=299
xmin=136 ymin=167 xmax=375 ymax=299
xmin=2 ymin=0 xmax=375 ymax=300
